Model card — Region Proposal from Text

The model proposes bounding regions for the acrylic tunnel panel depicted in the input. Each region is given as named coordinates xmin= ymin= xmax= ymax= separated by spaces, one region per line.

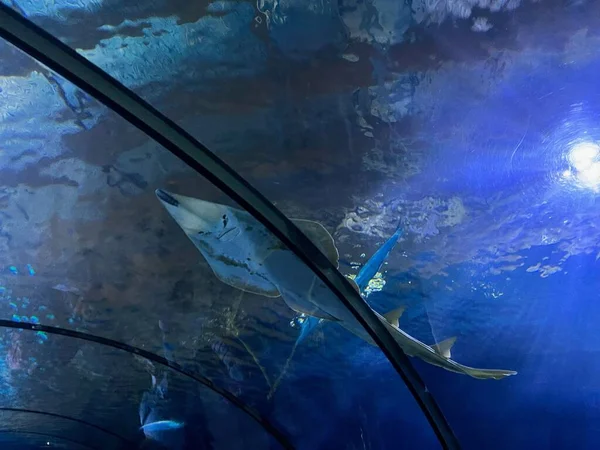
xmin=0 ymin=328 xmax=275 ymax=450
xmin=9 ymin=1 xmax=600 ymax=449
xmin=0 ymin=39 xmax=442 ymax=449
xmin=5 ymin=1 xmax=600 ymax=449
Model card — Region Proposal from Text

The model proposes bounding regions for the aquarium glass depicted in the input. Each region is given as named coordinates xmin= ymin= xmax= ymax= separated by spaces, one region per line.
xmin=0 ymin=38 xmax=438 ymax=449
xmin=3 ymin=0 xmax=600 ymax=448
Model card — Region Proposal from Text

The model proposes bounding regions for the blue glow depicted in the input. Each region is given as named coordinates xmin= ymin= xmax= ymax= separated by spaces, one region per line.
xmin=68 ymin=318 xmax=74 ymax=324
xmin=20 ymin=316 xmax=28 ymax=322
xmin=8 ymin=303 xmax=17 ymax=311
xmin=29 ymin=316 xmax=39 ymax=324
xmin=8 ymin=266 xmax=17 ymax=275
xmin=11 ymin=315 xmax=20 ymax=322
xmin=26 ymin=264 xmax=35 ymax=276
xmin=141 ymin=420 xmax=185 ymax=432
xmin=38 ymin=305 xmax=47 ymax=311
xmin=45 ymin=314 xmax=55 ymax=320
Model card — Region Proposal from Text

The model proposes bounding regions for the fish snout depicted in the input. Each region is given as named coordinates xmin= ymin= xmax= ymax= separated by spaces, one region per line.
xmin=155 ymin=189 xmax=215 ymax=236
xmin=155 ymin=189 xmax=179 ymax=207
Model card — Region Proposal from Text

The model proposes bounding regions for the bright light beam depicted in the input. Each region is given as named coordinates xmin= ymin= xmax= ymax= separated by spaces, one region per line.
xmin=566 ymin=141 xmax=600 ymax=190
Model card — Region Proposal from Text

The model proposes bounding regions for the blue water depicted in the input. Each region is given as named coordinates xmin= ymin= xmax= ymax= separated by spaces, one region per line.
xmin=2 ymin=0 xmax=600 ymax=448
xmin=407 ymin=250 xmax=600 ymax=448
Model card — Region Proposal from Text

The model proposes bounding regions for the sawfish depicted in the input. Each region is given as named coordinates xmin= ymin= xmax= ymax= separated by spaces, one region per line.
xmin=155 ymin=189 xmax=517 ymax=380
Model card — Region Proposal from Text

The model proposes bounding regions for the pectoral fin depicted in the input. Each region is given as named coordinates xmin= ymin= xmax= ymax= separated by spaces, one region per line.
xmin=346 ymin=276 xmax=361 ymax=294
xmin=431 ymin=336 xmax=457 ymax=359
xmin=292 ymin=219 xmax=340 ymax=268
xmin=383 ymin=307 xmax=406 ymax=328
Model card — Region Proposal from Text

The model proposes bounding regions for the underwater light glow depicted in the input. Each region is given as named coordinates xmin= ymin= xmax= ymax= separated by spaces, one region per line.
xmin=566 ymin=141 xmax=600 ymax=189
xmin=569 ymin=142 xmax=598 ymax=170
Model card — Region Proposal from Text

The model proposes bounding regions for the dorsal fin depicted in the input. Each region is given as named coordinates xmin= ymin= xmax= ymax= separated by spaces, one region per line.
xmin=346 ymin=276 xmax=361 ymax=294
xmin=383 ymin=307 xmax=406 ymax=328
xmin=292 ymin=219 xmax=339 ymax=268
xmin=431 ymin=337 xmax=457 ymax=359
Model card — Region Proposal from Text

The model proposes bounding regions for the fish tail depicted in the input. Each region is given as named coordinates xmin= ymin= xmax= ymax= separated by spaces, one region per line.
xmin=460 ymin=366 xmax=518 ymax=380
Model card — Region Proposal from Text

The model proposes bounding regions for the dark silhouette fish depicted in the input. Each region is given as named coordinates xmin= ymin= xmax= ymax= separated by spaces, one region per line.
xmin=138 ymin=321 xmax=185 ymax=449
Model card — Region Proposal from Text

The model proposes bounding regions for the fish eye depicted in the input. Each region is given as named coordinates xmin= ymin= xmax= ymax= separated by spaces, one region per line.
xmin=222 ymin=215 xmax=228 ymax=228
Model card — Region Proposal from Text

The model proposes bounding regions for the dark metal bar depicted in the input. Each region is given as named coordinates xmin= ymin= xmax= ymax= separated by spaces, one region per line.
xmin=0 ymin=5 xmax=459 ymax=449
xmin=0 ymin=408 xmax=134 ymax=446
xmin=0 ymin=320 xmax=293 ymax=450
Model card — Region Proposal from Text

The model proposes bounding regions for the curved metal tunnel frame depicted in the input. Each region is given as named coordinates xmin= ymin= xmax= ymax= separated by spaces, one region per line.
xmin=0 ymin=407 xmax=134 ymax=447
xmin=0 ymin=320 xmax=293 ymax=449
xmin=0 ymin=429 xmax=97 ymax=450
xmin=0 ymin=5 xmax=461 ymax=450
